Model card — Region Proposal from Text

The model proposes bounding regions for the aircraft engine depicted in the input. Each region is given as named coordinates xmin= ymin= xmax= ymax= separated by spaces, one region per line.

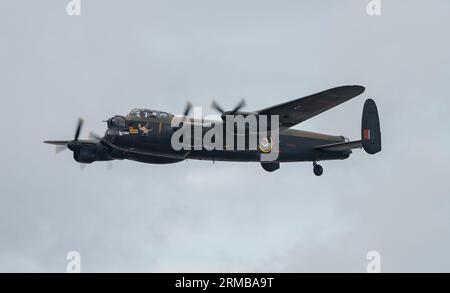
xmin=73 ymin=149 xmax=100 ymax=164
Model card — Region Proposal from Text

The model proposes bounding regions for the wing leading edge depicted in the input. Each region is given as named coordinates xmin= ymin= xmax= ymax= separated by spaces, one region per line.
xmin=258 ymin=85 xmax=365 ymax=130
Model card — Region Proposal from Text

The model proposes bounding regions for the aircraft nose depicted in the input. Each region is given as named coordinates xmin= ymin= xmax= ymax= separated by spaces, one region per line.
xmin=105 ymin=128 xmax=116 ymax=137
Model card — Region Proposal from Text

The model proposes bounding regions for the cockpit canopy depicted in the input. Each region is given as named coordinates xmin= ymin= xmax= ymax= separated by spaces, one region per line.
xmin=128 ymin=108 xmax=171 ymax=119
xmin=109 ymin=115 xmax=126 ymax=128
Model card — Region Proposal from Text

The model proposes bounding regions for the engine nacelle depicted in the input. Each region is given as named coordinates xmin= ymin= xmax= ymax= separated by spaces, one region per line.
xmin=73 ymin=149 xmax=99 ymax=163
xmin=69 ymin=142 xmax=112 ymax=163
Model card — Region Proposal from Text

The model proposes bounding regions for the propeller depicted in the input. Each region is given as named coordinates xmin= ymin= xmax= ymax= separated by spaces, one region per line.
xmin=211 ymin=98 xmax=246 ymax=119
xmin=45 ymin=118 xmax=112 ymax=170
xmin=55 ymin=145 xmax=67 ymax=154
xmin=230 ymin=99 xmax=246 ymax=115
xmin=183 ymin=101 xmax=193 ymax=117
xmin=88 ymin=131 xmax=102 ymax=142
xmin=180 ymin=101 xmax=193 ymax=122
xmin=211 ymin=100 xmax=226 ymax=114
xmin=74 ymin=118 xmax=83 ymax=141
xmin=44 ymin=118 xmax=99 ymax=154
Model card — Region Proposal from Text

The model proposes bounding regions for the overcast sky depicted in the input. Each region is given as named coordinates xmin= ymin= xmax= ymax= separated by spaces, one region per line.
xmin=1 ymin=0 xmax=449 ymax=272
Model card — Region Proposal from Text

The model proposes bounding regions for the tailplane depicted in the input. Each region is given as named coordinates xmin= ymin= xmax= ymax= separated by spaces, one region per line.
xmin=315 ymin=98 xmax=381 ymax=154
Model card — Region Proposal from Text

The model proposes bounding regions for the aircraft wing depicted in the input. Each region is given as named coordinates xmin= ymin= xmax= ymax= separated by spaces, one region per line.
xmin=257 ymin=85 xmax=365 ymax=131
xmin=43 ymin=140 xmax=97 ymax=146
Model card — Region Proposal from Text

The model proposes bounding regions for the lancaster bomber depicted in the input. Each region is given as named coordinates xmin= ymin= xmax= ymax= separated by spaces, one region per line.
xmin=44 ymin=85 xmax=381 ymax=176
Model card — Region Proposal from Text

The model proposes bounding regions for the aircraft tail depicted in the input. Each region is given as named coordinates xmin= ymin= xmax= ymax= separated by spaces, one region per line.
xmin=315 ymin=98 xmax=381 ymax=154
xmin=361 ymin=99 xmax=381 ymax=154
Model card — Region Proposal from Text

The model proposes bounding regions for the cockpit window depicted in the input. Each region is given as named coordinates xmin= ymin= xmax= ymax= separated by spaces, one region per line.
xmin=129 ymin=109 xmax=142 ymax=118
xmin=111 ymin=116 xmax=126 ymax=128
xmin=128 ymin=109 xmax=172 ymax=119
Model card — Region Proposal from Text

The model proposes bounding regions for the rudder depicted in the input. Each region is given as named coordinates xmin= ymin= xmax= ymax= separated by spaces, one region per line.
xmin=361 ymin=99 xmax=381 ymax=154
